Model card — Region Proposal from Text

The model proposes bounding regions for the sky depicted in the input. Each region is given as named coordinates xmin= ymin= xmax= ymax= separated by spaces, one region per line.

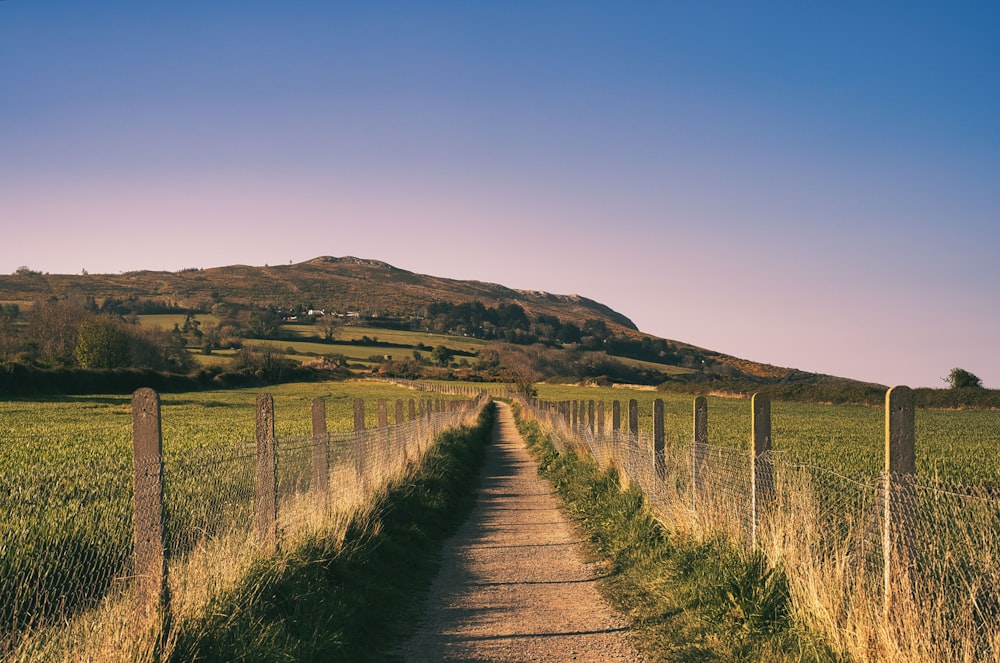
xmin=2 ymin=1 xmax=998 ymax=388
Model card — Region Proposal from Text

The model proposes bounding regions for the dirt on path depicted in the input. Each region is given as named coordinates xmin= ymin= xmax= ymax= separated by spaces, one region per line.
xmin=401 ymin=402 xmax=644 ymax=662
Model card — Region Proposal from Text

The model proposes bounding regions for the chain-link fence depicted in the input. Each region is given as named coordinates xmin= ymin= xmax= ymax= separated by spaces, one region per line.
xmin=0 ymin=423 xmax=134 ymax=655
xmin=1 ymin=390 xmax=489 ymax=660
xmin=522 ymin=395 xmax=1000 ymax=662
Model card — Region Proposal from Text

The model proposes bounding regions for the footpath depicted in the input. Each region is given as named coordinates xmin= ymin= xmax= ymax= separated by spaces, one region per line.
xmin=401 ymin=402 xmax=644 ymax=662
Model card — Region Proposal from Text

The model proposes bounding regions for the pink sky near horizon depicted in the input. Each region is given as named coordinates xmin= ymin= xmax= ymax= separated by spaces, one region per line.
xmin=2 ymin=2 xmax=998 ymax=389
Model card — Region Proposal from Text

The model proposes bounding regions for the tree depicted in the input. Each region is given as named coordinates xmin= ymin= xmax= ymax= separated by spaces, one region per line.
xmin=75 ymin=318 xmax=131 ymax=369
xmin=247 ymin=306 xmax=283 ymax=339
xmin=24 ymin=299 xmax=89 ymax=366
xmin=944 ymin=367 xmax=983 ymax=389
xmin=431 ymin=345 xmax=455 ymax=366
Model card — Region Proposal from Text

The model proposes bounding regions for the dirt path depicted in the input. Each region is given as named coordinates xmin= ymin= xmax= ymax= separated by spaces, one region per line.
xmin=401 ymin=402 xmax=644 ymax=662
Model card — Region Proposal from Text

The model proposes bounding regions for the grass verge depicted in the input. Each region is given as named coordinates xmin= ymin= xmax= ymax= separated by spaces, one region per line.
xmin=168 ymin=402 xmax=496 ymax=662
xmin=513 ymin=409 xmax=841 ymax=662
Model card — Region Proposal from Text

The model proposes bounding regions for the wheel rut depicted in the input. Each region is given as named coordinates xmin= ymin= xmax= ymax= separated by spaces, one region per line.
xmin=401 ymin=402 xmax=643 ymax=662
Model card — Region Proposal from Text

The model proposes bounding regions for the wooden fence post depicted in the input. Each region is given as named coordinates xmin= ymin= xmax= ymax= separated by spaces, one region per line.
xmin=378 ymin=399 xmax=388 ymax=428
xmin=395 ymin=399 xmax=407 ymax=465
xmin=408 ymin=398 xmax=416 ymax=421
xmin=751 ymin=393 xmax=772 ymax=549
xmin=132 ymin=388 xmax=168 ymax=619
xmin=353 ymin=398 xmax=367 ymax=484
xmin=612 ymin=401 xmax=621 ymax=436
xmin=256 ymin=394 xmax=277 ymax=553
xmin=692 ymin=396 xmax=708 ymax=510
xmin=884 ymin=385 xmax=915 ymax=618
xmin=653 ymin=398 xmax=665 ymax=481
xmin=596 ymin=402 xmax=605 ymax=438
xmin=311 ymin=398 xmax=329 ymax=503
xmin=628 ymin=398 xmax=639 ymax=447
xmin=588 ymin=400 xmax=595 ymax=434
xmin=572 ymin=401 xmax=579 ymax=431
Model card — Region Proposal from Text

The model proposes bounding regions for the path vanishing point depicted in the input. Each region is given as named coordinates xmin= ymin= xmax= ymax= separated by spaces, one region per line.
xmin=401 ymin=402 xmax=644 ymax=662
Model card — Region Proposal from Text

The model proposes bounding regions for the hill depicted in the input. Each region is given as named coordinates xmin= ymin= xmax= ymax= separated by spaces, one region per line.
xmin=0 ymin=257 xmax=875 ymax=390
xmin=0 ymin=257 xmax=636 ymax=331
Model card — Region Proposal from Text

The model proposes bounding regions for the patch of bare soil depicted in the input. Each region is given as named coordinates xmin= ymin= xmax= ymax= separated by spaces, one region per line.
xmin=401 ymin=402 xmax=644 ymax=662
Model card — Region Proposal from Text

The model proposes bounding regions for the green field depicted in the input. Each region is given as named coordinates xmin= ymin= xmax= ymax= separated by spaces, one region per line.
xmin=534 ymin=384 xmax=1000 ymax=484
xmin=0 ymin=380 xmax=470 ymax=647
xmin=138 ymin=315 xmax=489 ymax=371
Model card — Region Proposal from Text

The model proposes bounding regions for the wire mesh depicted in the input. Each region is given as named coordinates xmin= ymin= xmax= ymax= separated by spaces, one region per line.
xmin=0 ymin=427 xmax=133 ymax=650
xmin=1 ymin=390 xmax=489 ymax=659
xmin=522 ymin=397 xmax=1000 ymax=660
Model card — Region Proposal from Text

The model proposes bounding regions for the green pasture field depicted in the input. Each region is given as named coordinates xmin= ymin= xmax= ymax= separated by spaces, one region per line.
xmin=283 ymin=324 xmax=490 ymax=354
xmin=533 ymin=384 xmax=1000 ymax=484
xmin=0 ymin=380 xmax=468 ymax=642
xmin=138 ymin=313 xmax=221 ymax=330
xmin=615 ymin=355 xmax=698 ymax=376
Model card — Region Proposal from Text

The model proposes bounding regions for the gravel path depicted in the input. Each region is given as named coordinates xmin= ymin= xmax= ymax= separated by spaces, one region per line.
xmin=401 ymin=402 xmax=644 ymax=662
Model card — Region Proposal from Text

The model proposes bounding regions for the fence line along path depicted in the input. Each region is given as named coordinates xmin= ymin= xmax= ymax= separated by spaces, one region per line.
xmin=402 ymin=402 xmax=643 ymax=662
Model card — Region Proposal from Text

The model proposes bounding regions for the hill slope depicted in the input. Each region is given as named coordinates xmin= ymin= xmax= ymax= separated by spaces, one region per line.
xmin=0 ymin=257 xmax=872 ymax=387
xmin=0 ymin=257 xmax=637 ymax=331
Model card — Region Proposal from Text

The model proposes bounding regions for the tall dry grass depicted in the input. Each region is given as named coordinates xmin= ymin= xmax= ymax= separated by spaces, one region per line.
xmin=8 ymin=400 xmax=486 ymax=662
xmin=527 ymin=399 xmax=1000 ymax=663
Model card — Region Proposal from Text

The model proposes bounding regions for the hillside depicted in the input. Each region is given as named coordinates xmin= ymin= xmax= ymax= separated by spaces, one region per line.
xmin=0 ymin=257 xmax=636 ymax=331
xmin=0 ymin=257 xmax=873 ymax=388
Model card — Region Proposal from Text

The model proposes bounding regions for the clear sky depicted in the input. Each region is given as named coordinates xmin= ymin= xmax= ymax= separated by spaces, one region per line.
xmin=2 ymin=1 xmax=998 ymax=388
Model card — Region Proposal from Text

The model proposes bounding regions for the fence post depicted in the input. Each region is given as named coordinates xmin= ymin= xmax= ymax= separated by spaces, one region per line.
xmin=408 ymin=398 xmax=416 ymax=421
xmin=628 ymin=398 xmax=638 ymax=446
xmin=883 ymin=385 xmax=915 ymax=618
xmin=653 ymin=398 xmax=665 ymax=481
xmin=353 ymin=398 xmax=367 ymax=485
xmin=378 ymin=399 xmax=388 ymax=428
xmin=572 ymin=401 xmax=579 ymax=431
xmin=311 ymin=397 xmax=329 ymax=503
xmin=132 ymin=388 xmax=168 ymax=620
xmin=256 ymin=394 xmax=277 ymax=554
xmin=750 ymin=393 xmax=772 ymax=549
xmin=588 ymin=400 xmax=595 ymax=434
xmin=692 ymin=396 xmax=708 ymax=511
xmin=612 ymin=401 xmax=621 ymax=436
xmin=596 ymin=402 xmax=605 ymax=438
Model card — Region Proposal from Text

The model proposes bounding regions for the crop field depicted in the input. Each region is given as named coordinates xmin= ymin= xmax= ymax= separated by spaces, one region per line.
xmin=534 ymin=384 xmax=1000 ymax=484
xmin=0 ymin=380 xmax=466 ymax=652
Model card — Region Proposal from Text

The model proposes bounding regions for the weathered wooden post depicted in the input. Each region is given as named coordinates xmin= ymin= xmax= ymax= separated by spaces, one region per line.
xmin=628 ymin=398 xmax=639 ymax=447
xmin=750 ymin=393 xmax=772 ymax=549
xmin=353 ymin=398 xmax=367 ymax=486
xmin=588 ymin=400 xmax=595 ymax=434
xmin=378 ymin=399 xmax=388 ymax=428
xmin=256 ymin=394 xmax=277 ymax=553
xmin=395 ymin=399 xmax=407 ymax=466
xmin=612 ymin=400 xmax=621 ymax=440
xmin=132 ymin=388 xmax=168 ymax=619
xmin=596 ymin=401 xmax=605 ymax=438
xmin=692 ymin=396 xmax=708 ymax=510
xmin=311 ymin=397 xmax=329 ymax=502
xmin=884 ymin=385 xmax=915 ymax=618
xmin=653 ymin=399 xmax=665 ymax=481
xmin=571 ymin=400 xmax=579 ymax=432
xmin=408 ymin=398 xmax=416 ymax=421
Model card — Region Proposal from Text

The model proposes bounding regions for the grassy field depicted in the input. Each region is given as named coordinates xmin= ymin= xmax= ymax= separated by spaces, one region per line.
xmin=534 ymin=384 xmax=1000 ymax=483
xmin=0 ymin=380 xmax=471 ymax=658
xmin=138 ymin=315 xmax=488 ymax=371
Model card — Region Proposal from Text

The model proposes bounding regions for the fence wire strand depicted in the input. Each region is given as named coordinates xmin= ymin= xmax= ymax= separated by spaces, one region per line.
xmin=1 ymin=392 xmax=489 ymax=659
xmin=523 ymin=398 xmax=1000 ymax=661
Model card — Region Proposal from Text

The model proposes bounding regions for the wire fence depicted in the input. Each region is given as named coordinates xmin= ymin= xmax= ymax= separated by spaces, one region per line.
xmin=522 ymin=392 xmax=1000 ymax=662
xmin=0 ymin=388 xmax=489 ymax=660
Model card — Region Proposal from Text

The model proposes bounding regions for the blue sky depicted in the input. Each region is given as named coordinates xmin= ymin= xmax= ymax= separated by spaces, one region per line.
xmin=2 ymin=1 xmax=998 ymax=388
